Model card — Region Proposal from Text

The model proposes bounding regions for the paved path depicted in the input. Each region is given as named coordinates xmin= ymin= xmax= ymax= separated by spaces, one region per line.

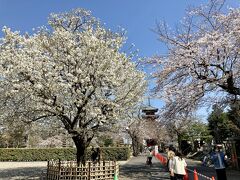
xmin=119 ymin=154 xmax=170 ymax=180
xmin=119 ymin=154 xmax=240 ymax=180
xmin=186 ymin=159 xmax=240 ymax=180
xmin=0 ymin=157 xmax=239 ymax=179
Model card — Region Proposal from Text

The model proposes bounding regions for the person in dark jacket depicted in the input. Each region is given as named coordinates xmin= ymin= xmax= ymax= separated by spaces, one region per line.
xmin=210 ymin=145 xmax=227 ymax=180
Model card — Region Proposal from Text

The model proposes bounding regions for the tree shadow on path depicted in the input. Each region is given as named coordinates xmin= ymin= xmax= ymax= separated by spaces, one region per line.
xmin=119 ymin=155 xmax=170 ymax=180
xmin=0 ymin=167 xmax=46 ymax=180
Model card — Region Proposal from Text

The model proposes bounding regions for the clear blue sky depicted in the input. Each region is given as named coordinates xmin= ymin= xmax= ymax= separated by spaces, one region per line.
xmin=0 ymin=0 xmax=239 ymax=120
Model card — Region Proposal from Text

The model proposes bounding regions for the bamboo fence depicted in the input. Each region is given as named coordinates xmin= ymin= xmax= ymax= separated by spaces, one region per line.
xmin=46 ymin=160 xmax=119 ymax=180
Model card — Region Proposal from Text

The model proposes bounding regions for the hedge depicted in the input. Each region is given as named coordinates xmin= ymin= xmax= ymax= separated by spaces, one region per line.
xmin=0 ymin=147 xmax=130 ymax=161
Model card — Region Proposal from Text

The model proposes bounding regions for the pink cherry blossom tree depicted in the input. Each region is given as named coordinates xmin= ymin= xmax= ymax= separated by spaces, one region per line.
xmin=149 ymin=0 xmax=240 ymax=117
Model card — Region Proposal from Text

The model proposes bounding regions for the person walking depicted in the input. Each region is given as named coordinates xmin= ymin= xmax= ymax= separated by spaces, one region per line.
xmin=168 ymin=150 xmax=175 ymax=180
xmin=166 ymin=146 xmax=175 ymax=166
xmin=172 ymin=151 xmax=187 ymax=180
xmin=211 ymin=145 xmax=227 ymax=180
xmin=91 ymin=147 xmax=98 ymax=163
xmin=167 ymin=146 xmax=175 ymax=159
xmin=146 ymin=148 xmax=153 ymax=166
xmin=96 ymin=147 xmax=102 ymax=163
xmin=91 ymin=147 xmax=102 ymax=164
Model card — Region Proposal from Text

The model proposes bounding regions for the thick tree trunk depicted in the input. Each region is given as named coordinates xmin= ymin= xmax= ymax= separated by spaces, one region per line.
xmin=72 ymin=135 xmax=88 ymax=166
xmin=132 ymin=135 xmax=140 ymax=156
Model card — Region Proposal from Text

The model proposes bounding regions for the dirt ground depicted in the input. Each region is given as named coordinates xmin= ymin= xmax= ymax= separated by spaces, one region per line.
xmin=0 ymin=161 xmax=128 ymax=180
xmin=0 ymin=162 xmax=47 ymax=180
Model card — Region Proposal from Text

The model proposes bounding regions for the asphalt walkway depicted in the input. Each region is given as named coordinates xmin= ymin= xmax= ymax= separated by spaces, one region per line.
xmin=0 ymin=155 xmax=239 ymax=179
xmin=119 ymin=154 xmax=169 ymax=180
xmin=119 ymin=154 xmax=240 ymax=180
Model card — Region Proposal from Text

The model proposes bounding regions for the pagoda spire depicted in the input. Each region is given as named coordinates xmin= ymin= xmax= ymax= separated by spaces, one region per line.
xmin=141 ymin=97 xmax=159 ymax=120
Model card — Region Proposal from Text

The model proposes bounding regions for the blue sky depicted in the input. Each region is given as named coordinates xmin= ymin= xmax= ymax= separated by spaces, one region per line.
xmin=0 ymin=0 xmax=239 ymax=120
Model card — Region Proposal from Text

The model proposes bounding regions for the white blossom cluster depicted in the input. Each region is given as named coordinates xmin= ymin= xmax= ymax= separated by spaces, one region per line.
xmin=0 ymin=9 xmax=146 ymax=140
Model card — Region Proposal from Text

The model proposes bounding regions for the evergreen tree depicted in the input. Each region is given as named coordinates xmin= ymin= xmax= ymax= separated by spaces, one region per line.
xmin=227 ymin=101 xmax=240 ymax=136
xmin=208 ymin=105 xmax=231 ymax=144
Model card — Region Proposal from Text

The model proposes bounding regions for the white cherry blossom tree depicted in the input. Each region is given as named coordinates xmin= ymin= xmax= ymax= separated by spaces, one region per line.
xmin=150 ymin=0 xmax=240 ymax=117
xmin=0 ymin=9 xmax=146 ymax=164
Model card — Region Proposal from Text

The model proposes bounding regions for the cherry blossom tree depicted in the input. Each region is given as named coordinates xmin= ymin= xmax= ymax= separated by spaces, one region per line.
xmin=123 ymin=104 xmax=164 ymax=156
xmin=159 ymin=113 xmax=193 ymax=150
xmin=150 ymin=0 xmax=240 ymax=116
xmin=117 ymin=106 xmax=144 ymax=156
xmin=0 ymin=9 xmax=146 ymax=164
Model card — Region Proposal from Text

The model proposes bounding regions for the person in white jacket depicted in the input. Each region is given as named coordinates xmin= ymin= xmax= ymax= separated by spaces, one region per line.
xmin=172 ymin=151 xmax=187 ymax=180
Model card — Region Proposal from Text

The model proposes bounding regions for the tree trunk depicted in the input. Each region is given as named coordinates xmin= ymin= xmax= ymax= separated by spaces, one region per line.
xmin=177 ymin=133 xmax=182 ymax=152
xmin=132 ymin=135 xmax=140 ymax=156
xmin=72 ymin=135 xmax=88 ymax=166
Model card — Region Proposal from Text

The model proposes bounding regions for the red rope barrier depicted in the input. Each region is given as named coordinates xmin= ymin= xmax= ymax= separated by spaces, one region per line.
xmin=154 ymin=152 xmax=214 ymax=180
xmin=154 ymin=152 xmax=167 ymax=165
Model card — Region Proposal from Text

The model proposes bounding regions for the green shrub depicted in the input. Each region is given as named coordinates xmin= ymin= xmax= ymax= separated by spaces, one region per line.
xmin=102 ymin=147 xmax=130 ymax=161
xmin=0 ymin=147 xmax=130 ymax=161
xmin=98 ymin=135 xmax=114 ymax=147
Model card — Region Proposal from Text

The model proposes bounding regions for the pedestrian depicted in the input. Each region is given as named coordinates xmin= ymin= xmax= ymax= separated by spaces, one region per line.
xmin=167 ymin=146 xmax=175 ymax=160
xmin=172 ymin=151 xmax=187 ymax=180
xmin=91 ymin=147 xmax=102 ymax=164
xmin=168 ymin=149 xmax=175 ymax=180
xmin=210 ymin=144 xmax=227 ymax=180
xmin=202 ymin=154 xmax=208 ymax=166
xmin=91 ymin=147 xmax=98 ymax=163
xmin=95 ymin=147 xmax=102 ymax=163
xmin=146 ymin=148 xmax=153 ymax=166
xmin=166 ymin=146 xmax=175 ymax=169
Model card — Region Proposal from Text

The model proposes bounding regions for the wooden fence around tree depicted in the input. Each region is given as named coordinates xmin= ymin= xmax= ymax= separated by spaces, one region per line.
xmin=46 ymin=160 xmax=119 ymax=180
